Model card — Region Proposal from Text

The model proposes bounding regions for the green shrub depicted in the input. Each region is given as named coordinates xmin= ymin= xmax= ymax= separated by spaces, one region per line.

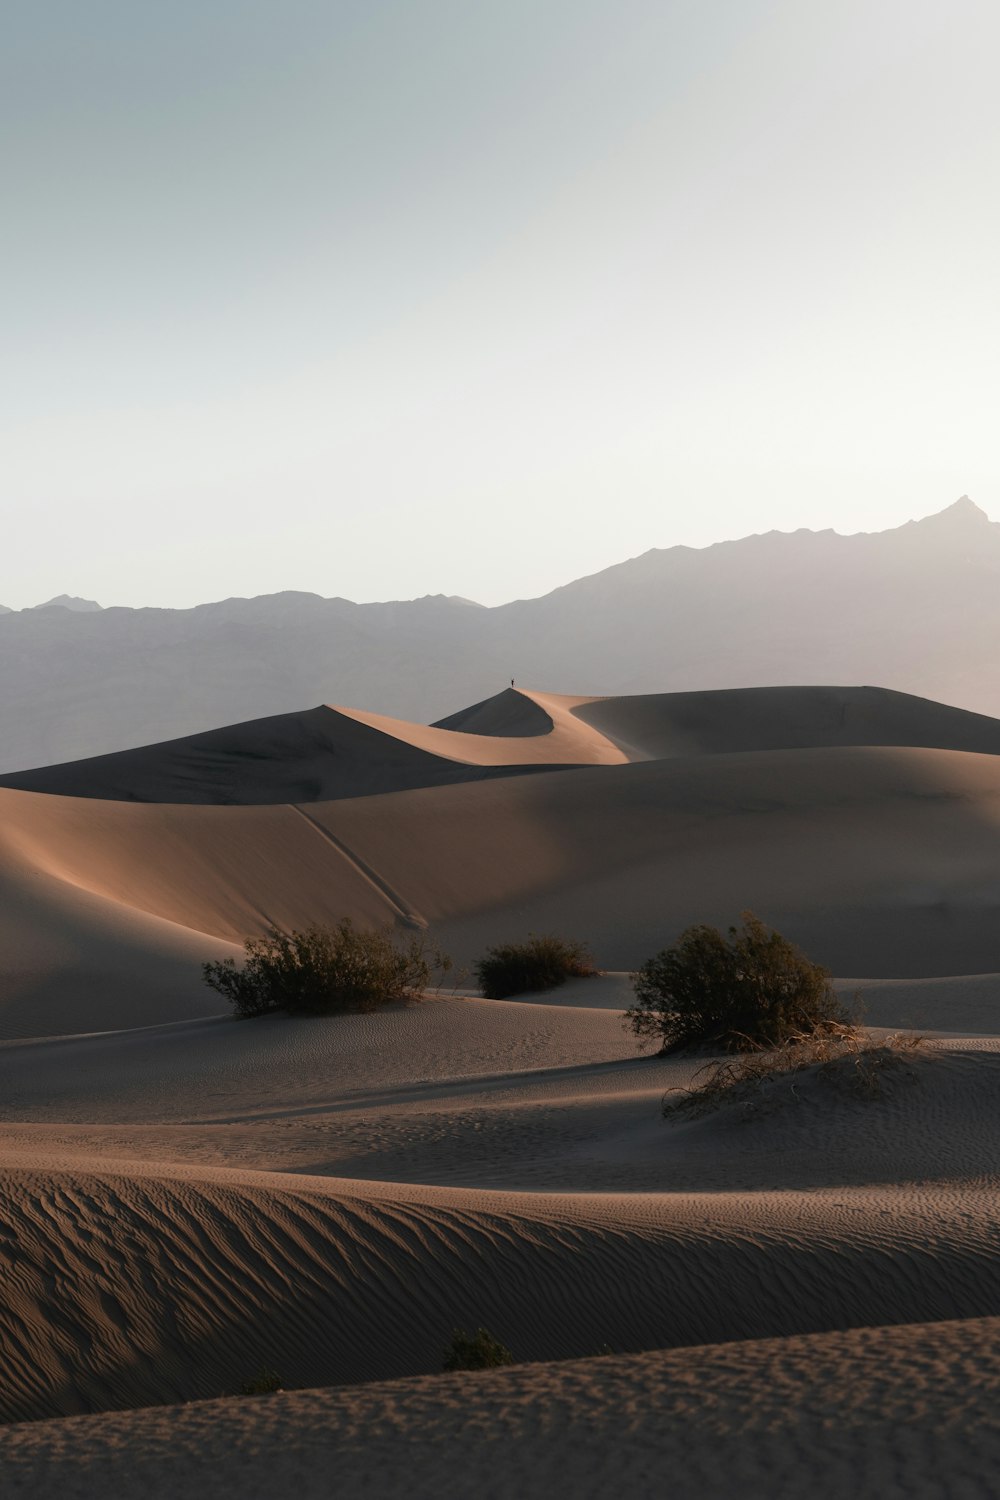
xmin=203 ymin=920 xmax=451 ymax=1019
xmin=625 ymin=911 xmax=845 ymax=1054
xmin=442 ymin=1327 xmax=516 ymax=1372
xmin=239 ymin=1367 xmax=283 ymax=1395
xmin=475 ymin=935 xmax=596 ymax=1000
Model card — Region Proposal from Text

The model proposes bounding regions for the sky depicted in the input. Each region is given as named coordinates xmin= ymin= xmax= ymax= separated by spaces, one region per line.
xmin=2 ymin=0 xmax=998 ymax=609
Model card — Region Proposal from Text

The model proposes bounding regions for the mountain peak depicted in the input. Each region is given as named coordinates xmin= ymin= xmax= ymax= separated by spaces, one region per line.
xmin=921 ymin=495 xmax=990 ymax=527
xmin=31 ymin=595 xmax=103 ymax=612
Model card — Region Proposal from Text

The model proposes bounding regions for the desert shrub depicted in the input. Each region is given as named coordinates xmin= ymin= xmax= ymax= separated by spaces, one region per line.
xmin=442 ymin=1327 xmax=516 ymax=1372
xmin=625 ymin=911 xmax=846 ymax=1054
xmin=239 ymin=1367 xmax=283 ymax=1395
xmin=203 ymin=920 xmax=451 ymax=1019
xmin=662 ymin=1024 xmax=925 ymax=1120
xmin=475 ymin=935 xmax=596 ymax=1000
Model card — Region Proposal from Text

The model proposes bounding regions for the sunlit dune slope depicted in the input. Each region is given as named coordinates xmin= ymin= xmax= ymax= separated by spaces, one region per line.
xmin=0 ymin=833 xmax=237 ymax=1038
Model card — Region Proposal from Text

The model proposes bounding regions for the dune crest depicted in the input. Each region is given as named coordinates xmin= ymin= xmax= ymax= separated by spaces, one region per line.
xmin=4 ymin=682 xmax=1000 ymax=807
xmin=0 ymin=689 xmax=624 ymax=805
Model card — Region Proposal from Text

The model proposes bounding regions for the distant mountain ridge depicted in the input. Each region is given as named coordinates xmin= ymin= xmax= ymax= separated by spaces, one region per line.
xmin=2 ymin=497 xmax=1000 ymax=772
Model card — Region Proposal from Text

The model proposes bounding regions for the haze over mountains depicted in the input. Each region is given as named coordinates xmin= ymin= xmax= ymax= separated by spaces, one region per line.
xmin=0 ymin=497 xmax=996 ymax=772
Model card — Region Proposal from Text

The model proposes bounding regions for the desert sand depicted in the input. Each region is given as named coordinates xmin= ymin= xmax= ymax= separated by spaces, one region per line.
xmin=5 ymin=1319 xmax=1000 ymax=1499
xmin=5 ymin=685 xmax=1000 ymax=1034
xmin=2 ymin=684 xmax=1000 ymax=1495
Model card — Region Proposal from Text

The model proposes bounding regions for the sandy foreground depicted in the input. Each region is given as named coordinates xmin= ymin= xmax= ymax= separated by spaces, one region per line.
xmin=2 ymin=990 xmax=1000 ymax=1494
xmin=2 ymin=686 xmax=1000 ymax=1494
xmin=5 ymin=1318 xmax=1000 ymax=1500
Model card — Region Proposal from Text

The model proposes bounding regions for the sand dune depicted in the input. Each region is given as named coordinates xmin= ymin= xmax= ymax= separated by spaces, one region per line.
xmin=0 ymin=690 xmax=623 ymax=804
xmin=3 ymin=1155 xmax=1000 ymax=1427
xmin=4 ymin=737 xmax=1000 ymax=1036
xmin=4 ymin=1317 xmax=998 ymax=1499
xmin=0 ymin=992 xmax=999 ymax=1426
xmin=4 ymin=682 xmax=998 ymax=806
xmin=4 ymin=682 xmax=1000 ymax=1492
xmin=571 ymin=683 xmax=1000 ymax=761
xmin=0 ymin=994 xmax=994 ymax=1189
xmin=0 ymin=830 xmax=237 ymax=1038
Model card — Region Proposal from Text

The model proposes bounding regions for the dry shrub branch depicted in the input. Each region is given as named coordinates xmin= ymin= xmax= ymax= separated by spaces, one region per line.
xmin=663 ymin=1023 xmax=926 ymax=1120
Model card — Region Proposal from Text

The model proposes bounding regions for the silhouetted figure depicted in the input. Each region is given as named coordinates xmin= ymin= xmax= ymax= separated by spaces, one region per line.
xmin=511 ymin=678 xmax=515 ymax=687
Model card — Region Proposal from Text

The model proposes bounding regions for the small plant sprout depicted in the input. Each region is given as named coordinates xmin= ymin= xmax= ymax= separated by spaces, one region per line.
xmin=239 ymin=1368 xmax=283 ymax=1396
xmin=442 ymin=1327 xmax=516 ymax=1371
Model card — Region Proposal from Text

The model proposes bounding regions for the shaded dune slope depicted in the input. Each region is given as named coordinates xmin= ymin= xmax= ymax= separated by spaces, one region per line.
xmin=433 ymin=686 xmax=563 ymax=736
xmin=0 ymin=998 xmax=637 ymax=1130
xmin=1 ymin=999 xmax=997 ymax=1191
xmin=571 ymin=683 xmax=1000 ymax=760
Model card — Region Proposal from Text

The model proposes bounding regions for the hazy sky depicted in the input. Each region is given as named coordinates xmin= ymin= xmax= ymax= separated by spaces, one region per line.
xmin=3 ymin=0 xmax=998 ymax=609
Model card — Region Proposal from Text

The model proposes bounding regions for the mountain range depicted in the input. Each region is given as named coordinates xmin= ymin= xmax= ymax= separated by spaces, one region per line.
xmin=2 ymin=496 xmax=997 ymax=772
